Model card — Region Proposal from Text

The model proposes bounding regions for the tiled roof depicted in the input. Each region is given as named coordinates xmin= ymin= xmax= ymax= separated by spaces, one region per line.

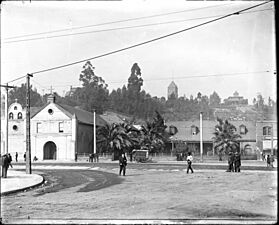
xmin=166 ymin=120 xmax=256 ymax=142
xmin=58 ymin=104 xmax=107 ymax=126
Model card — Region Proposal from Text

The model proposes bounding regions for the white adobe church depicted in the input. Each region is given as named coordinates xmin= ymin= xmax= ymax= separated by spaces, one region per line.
xmin=1 ymin=94 xmax=107 ymax=161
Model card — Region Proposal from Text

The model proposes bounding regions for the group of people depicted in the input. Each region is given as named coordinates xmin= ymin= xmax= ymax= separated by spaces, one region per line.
xmin=89 ymin=153 xmax=99 ymax=163
xmin=1 ymin=153 xmax=13 ymax=178
xmin=227 ymin=151 xmax=241 ymax=172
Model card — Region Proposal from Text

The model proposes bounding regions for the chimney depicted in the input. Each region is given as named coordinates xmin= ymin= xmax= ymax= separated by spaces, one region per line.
xmin=47 ymin=94 xmax=55 ymax=103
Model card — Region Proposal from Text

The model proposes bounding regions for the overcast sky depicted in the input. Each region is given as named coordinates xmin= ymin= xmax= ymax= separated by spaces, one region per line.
xmin=1 ymin=0 xmax=276 ymax=104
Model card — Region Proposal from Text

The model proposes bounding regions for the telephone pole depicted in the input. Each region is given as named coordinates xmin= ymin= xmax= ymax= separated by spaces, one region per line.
xmin=93 ymin=110 xmax=96 ymax=154
xmin=26 ymin=74 xmax=33 ymax=174
xmin=200 ymin=112 xmax=203 ymax=162
xmin=0 ymin=84 xmax=16 ymax=154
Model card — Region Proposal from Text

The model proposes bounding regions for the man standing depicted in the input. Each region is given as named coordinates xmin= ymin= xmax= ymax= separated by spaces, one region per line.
xmin=15 ymin=152 xmax=18 ymax=162
xmin=119 ymin=153 xmax=127 ymax=176
xmin=234 ymin=151 xmax=241 ymax=172
xmin=226 ymin=151 xmax=235 ymax=172
xmin=186 ymin=152 xmax=194 ymax=174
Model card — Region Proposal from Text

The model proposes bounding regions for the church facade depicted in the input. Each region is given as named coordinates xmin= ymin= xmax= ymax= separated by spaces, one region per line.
xmin=1 ymin=95 xmax=107 ymax=161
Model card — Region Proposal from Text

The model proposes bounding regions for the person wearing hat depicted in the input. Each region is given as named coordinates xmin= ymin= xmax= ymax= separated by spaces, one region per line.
xmin=234 ymin=151 xmax=241 ymax=172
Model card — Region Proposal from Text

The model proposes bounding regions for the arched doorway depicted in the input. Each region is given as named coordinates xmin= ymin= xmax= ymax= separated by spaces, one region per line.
xmin=43 ymin=141 xmax=57 ymax=160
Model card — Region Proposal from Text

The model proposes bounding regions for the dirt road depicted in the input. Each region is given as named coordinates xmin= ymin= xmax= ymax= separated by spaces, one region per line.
xmin=1 ymin=168 xmax=277 ymax=223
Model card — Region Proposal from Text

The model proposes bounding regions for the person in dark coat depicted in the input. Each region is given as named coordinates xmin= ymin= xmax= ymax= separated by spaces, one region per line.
xmin=8 ymin=153 xmax=13 ymax=168
xmin=24 ymin=152 xmax=26 ymax=161
xmin=15 ymin=152 xmax=18 ymax=162
xmin=234 ymin=152 xmax=241 ymax=172
xmin=75 ymin=152 xmax=78 ymax=162
xmin=227 ymin=151 xmax=234 ymax=172
xmin=1 ymin=154 xmax=10 ymax=178
xmin=119 ymin=153 xmax=127 ymax=176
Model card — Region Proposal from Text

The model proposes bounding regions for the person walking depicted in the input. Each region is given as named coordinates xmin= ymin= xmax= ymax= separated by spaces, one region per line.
xmin=75 ymin=152 xmax=78 ymax=162
xmin=234 ymin=151 xmax=241 ymax=172
xmin=119 ymin=153 xmax=127 ymax=176
xmin=186 ymin=152 xmax=194 ymax=174
xmin=15 ymin=152 xmax=18 ymax=162
xmin=24 ymin=152 xmax=26 ymax=161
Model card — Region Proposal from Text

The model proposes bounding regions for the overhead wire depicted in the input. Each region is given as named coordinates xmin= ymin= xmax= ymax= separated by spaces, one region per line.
xmin=30 ymin=1 xmax=271 ymax=76
xmin=4 ymin=0 xmax=272 ymax=83
xmin=3 ymin=3 xmax=233 ymax=40
xmin=2 ymin=8 xmax=273 ymax=44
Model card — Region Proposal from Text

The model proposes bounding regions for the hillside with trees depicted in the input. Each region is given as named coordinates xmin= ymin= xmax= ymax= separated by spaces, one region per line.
xmin=7 ymin=61 xmax=277 ymax=122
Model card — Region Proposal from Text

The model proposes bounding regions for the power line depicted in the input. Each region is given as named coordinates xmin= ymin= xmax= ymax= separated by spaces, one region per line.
xmin=4 ymin=1 xmax=272 ymax=83
xmin=29 ymin=1 xmax=271 ymax=76
xmin=3 ymin=3 xmax=233 ymax=40
xmin=107 ymin=70 xmax=271 ymax=84
xmin=2 ymin=8 xmax=272 ymax=44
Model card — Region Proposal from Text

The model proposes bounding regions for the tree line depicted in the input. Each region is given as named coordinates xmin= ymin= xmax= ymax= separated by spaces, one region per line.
xmin=7 ymin=61 xmax=277 ymax=122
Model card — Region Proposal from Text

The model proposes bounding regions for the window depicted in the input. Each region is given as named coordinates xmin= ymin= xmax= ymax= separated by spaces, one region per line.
xmin=48 ymin=108 xmax=54 ymax=115
xmin=191 ymin=125 xmax=199 ymax=135
xmin=18 ymin=112 xmax=23 ymax=119
xmin=9 ymin=112 xmax=13 ymax=120
xmin=239 ymin=125 xmax=247 ymax=135
xmin=12 ymin=125 xmax=18 ymax=131
xmin=14 ymin=106 xmax=17 ymax=110
xmin=37 ymin=122 xmax=42 ymax=133
xmin=59 ymin=122 xmax=64 ymax=133
xmin=263 ymin=126 xmax=271 ymax=136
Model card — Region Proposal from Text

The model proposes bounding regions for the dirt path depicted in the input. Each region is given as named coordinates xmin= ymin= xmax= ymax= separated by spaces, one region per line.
xmin=1 ymin=169 xmax=277 ymax=222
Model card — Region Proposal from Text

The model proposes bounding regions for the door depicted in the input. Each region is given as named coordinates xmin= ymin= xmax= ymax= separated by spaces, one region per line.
xmin=43 ymin=141 xmax=57 ymax=160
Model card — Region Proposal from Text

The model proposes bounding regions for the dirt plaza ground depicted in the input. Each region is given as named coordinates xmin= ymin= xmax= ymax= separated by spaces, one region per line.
xmin=1 ymin=167 xmax=277 ymax=223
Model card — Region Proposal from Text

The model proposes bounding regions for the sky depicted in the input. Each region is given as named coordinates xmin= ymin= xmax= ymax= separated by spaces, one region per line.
xmin=1 ymin=0 xmax=276 ymax=104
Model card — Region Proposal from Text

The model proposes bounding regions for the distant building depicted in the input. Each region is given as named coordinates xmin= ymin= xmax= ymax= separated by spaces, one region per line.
xmin=166 ymin=120 xmax=257 ymax=156
xmin=167 ymin=81 xmax=178 ymax=99
xmin=65 ymin=85 xmax=79 ymax=97
xmin=223 ymin=91 xmax=248 ymax=106
xmin=256 ymin=120 xmax=277 ymax=156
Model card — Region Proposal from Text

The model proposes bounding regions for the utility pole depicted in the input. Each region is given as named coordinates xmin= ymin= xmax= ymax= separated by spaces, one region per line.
xmin=93 ymin=110 xmax=96 ymax=154
xmin=200 ymin=112 xmax=203 ymax=162
xmin=0 ymin=84 xmax=16 ymax=154
xmin=271 ymin=123 xmax=274 ymax=156
xmin=26 ymin=74 xmax=33 ymax=174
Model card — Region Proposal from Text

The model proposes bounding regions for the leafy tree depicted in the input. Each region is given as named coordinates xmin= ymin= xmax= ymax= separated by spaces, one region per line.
xmin=72 ymin=61 xmax=109 ymax=113
xmin=126 ymin=63 xmax=143 ymax=115
xmin=212 ymin=118 xmax=242 ymax=161
xmin=209 ymin=91 xmax=221 ymax=107
xmin=8 ymin=83 xmax=43 ymax=107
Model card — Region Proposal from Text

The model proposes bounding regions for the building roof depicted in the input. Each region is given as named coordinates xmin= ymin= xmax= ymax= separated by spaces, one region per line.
xmin=166 ymin=119 xmax=256 ymax=142
xmin=57 ymin=104 xmax=107 ymax=126
xmin=99 ymin=111 xmax=128 ymax=124
xmin=168 ymin=81 xmax=177 ymax=89
xmin=31 ymin=102 xmax=107 ymax=126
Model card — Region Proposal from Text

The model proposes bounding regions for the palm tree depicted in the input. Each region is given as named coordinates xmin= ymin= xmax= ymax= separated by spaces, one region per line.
xmin=212 ymin=118 xmax=241 ymax=161
xmin=97 ymin=123 xmax=133 ymax=156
